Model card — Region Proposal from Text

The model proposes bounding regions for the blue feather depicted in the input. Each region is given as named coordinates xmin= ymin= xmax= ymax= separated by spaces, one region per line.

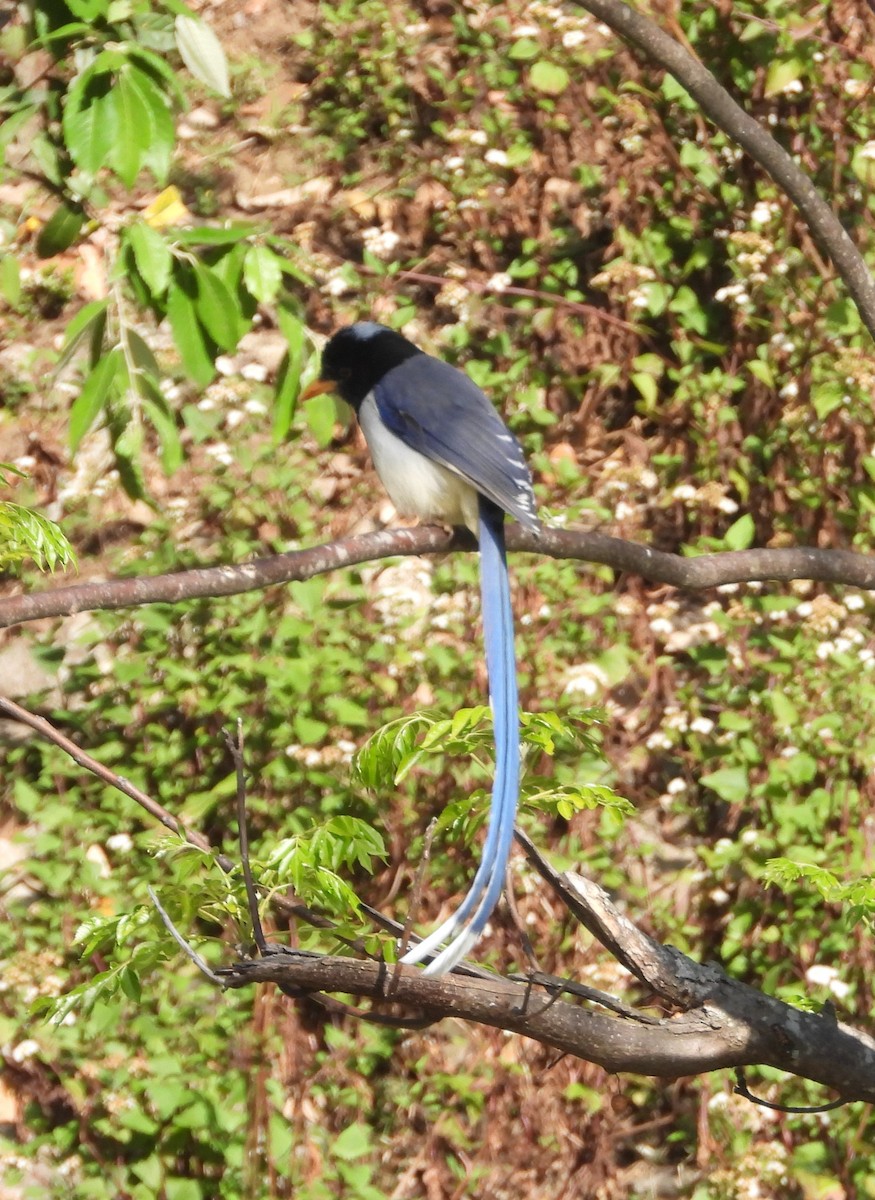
xmin=373 ymin=357 xmax=540 ymax=533
xmin=400 ymin=496 xmax=520 ymax=974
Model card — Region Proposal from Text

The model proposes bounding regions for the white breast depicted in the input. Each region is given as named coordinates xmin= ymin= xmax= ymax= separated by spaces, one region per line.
xmin=359 ymin=393 xmax=479 ymax=533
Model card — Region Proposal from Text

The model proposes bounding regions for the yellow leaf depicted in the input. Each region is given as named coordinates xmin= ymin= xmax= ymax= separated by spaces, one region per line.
xmin=143 ymin=185 xmax=191 ymax=229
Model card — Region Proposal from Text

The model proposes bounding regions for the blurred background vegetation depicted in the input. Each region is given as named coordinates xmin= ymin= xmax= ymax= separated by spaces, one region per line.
xmin=1 ymin=0 xmax=875 ymax=1196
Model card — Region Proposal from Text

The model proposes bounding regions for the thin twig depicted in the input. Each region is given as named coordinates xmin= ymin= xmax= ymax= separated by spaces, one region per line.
xmin=147 ymin=885 xmax=226 ymax=986
xmin=390 ymin=268 xmax=643 ymax=334
xmin=223 ymin=721 xmax=267 ymax=954
xmin=0 ymin=693 xmax=363 ymax=937
xmin=734 ymin=1067 xmax=847 ymax=1114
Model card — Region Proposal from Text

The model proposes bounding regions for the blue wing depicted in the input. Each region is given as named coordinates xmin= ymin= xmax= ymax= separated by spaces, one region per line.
xmin=373 ymin=355 xmax=539 ymax=532
xmin=400 ymin=497 xmax=520 ymax=974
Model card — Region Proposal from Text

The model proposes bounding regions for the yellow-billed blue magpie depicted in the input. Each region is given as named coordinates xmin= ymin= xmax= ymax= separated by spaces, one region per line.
xmin=303 ymin=322 xmax=539 ymax=974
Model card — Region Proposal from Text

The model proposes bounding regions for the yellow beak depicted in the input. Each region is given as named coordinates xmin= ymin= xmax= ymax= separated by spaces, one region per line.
xmin=299 ymin=378 xmax=337 ymax=401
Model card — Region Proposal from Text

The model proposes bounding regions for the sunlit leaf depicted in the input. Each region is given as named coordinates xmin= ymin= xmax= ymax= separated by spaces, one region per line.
xmin=175 ymin=14 xmax=230 ymax=98
xmin=530 ymin=60 xmax=570 ymax=95
xmin=127 ymin=223 xmax=173 ymax=296
xmin=143 ymin=185 xmax=192 ymax=229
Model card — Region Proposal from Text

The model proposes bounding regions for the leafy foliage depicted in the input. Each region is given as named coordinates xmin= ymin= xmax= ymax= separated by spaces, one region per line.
xmin=353 ymin=705 xmax=631 ymax=833
xmin=2 ymin=0 xmax=312 ymax=497
xmin=0 ymin=464 xmax=75 ymax=571
xmin=0 ymin=501 xmax=75 ymax=572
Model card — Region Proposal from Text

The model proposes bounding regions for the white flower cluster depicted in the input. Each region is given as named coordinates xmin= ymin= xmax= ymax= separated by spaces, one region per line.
xmin=715 ymin=280 xmax=752 ymax=307
xmin=563 ymin=661 xmax=610 ymax=698
xmin=362 ymin=226 xmax=401 ymax=260
xmin=750 ymin=199 xmax=780 ymax=226
xmin=364 ymin=558 xmax=436 ymax=630
xmin=670 ymin=481 xmax=738 ymax=514
xmin=769 ymin=330 xmax=795 ymax=355
xmin=444 ymin=127 xmax=489 ymax=147
xmin=805 ymin=963 xmax=851 ymax=1000
xmin=324 ymin=266 xmax=354 ymax=297
xmin=438 ymin=280 xmax=472 ymax=321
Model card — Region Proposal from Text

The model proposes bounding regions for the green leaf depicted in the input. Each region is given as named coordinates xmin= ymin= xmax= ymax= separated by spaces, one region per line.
xmin=30 ymin=132 xmax=64 ymax=187
xmin=631 ymin=371 xmax=658 ymax=407
xmin=769 ymin=690 xmax=798 ymax=729
xmin=0 ymin=503 xmax=76 ymax=572
xmin=125 ymin=328 xmax=162 ymax=394
xmin=192 ymin=262 xmax=241 ymax=351
xmin=125 ymin=66 xmax=175 ymax=184
xmin=352 ymin=714 xmax=433 ymax=790
xmin=164 ymin=1178 xmax=203 ymax=1200
xmin=811 ymin=381 xmax=844 ymax=421
xmin=0 ymin=104 xmax=38 ymax=158
xmin=167 ymin=275 xmax=215 ymax=386
xmin=66 ymin=0 xmax=109 ymax=19
xmin=63 ymin=76 xmax=116 ymax=177
xmin=55 ymin=299 xmax=109 ymax=378
xmin=723 ymin=513 xmax=755 ymax=551
xmin=332 ymin=1123 xmax=372 ymax=1160
xmin=131 ymin=1155 xmax=163 ymax=1189
xmin=243 ymin=245 xmax=282 ymax=305
xmin=273 ymin=306 xmax=305 ymax=440
xmin=118 ymin=964 xmax=142 ymax=1001
xmin=142 ymin=392 xmax=184 ymax=474
xmin=173 ymin=225 xmax=258 ymax=248
xmin=36 ymin=202 xmax=85 ymax=257
xmin=764 ymin=58 xmax=803 ymax=99
xmin=109 ymin=69 xmax=151 ymax=187
xmin=700 ymin=766 xmax=749 ymax=804
xmin=69 ymin=350 xmax=120 ymax=452
xmin=303 ymin=395 xmax=337 ymax=448
xmin=783 ymin=751 xmax=817 ymax=786
xmin=508 ymin=37 xmax=540 ymax=61
xmin=127 ymin=223 xmax=173 ymax=296
xmin=127 ymin=44 xmax=188 ymax=108
xmin=0 ymin=254 xmax=21 ymax=307
xmin=175 ymin=14 xmax=231 ymax=98
xmin=746 ymin=359 xmax=775 ymax=387
xmin=530 ymin=60 xmax=570 ymax=96
xmin=113 ymin=417 xmax=148 ymax=500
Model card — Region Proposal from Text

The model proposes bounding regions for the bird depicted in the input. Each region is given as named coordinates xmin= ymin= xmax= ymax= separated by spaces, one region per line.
xmin=301 ymin=322 xmax=540 ymax=975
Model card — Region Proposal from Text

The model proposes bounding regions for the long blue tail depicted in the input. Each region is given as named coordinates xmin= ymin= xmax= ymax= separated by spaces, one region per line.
xmin=400 ymin=496 xmax=519 ymax=975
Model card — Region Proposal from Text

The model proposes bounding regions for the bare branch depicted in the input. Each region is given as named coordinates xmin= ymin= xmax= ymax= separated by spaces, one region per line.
xmin=147 ymin=885 xmax=226 ymax=985
xmin=216 ymin=949 xmax=875 ymax=1103
xmin=3 ymin=527 xmax=875 ymax=630
xmin=570 ymin=0 xmax=875 ymax=342
xmin=515 ymin=829 xmax=704 ymax=1006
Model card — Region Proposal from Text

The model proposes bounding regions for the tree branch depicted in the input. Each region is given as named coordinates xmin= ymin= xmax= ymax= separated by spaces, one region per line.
xmin=2 ymin=526 xmax=875 ymax=630
xmin=7 ymin=686 xmax=873 ymax=1100
xmin=570 ymin=0 xmax=875 ymax=342
xmin=214 ymin=930 xmax=875 ymax=1102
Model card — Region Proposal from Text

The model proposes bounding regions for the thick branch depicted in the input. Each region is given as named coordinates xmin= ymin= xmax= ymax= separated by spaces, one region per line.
xmin=571 ymin=0 xmax=875 ymax=342
xmin=2 ymin=527 xmax=875 ymax=629
xmin=216 ymin=950 xmax=875 ymax=1101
